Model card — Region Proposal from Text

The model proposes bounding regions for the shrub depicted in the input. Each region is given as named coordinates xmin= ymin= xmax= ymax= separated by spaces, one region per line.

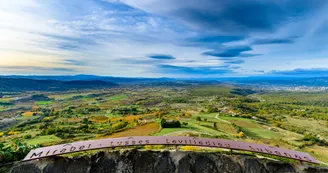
xmin=232 ymin=123 xmax=242 ymax=133
xmin=7 ymin=131 xmax=20 ymax=135
xmin=184 ymin=113 xmax=192 ymax=118
xmin=237 ymin=131 xmax=246 ymax=138
xmin=196 ymin=116 xmax=202 ymax=121
xmin=144 ymin=145 xmax=165 ymax=150
xmin=213 ymin=122 xmax=217 ymax=129
xmin=82 ymin=118 xmax=90 ymax=124
xmin=181 ymin=146 xmax=201 ymax=151
xmin=207 ymin=106 xmax=217 ymax=113
xmin=0 ymin=139 xmax=40 ymax=164
xmin=23 ymin=134 xmax=32 ymax=139
xmin=182 ymin=122 xmax=188 ymax=126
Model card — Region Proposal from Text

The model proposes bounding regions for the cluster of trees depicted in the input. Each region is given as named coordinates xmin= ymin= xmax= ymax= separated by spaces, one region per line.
xmin=230 ymin=88 xmax=256 ymax=96
xmin=60 ymin=105 xmax=100 ymax=116
xmin=111 ymin=107 xmax=140 ymax=115
xmin=0 ymin=140 xmax=39 ymax=164
xmin=196 ymin=116 xmax=207 ymax=122
xmin=160 ymin=119 xmax=181 ymax=128
xmin=302 ymin=134 xmax=328 ymax=146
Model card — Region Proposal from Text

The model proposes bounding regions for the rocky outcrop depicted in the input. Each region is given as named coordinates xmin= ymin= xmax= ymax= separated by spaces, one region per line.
xmin=9 ymin=150 xmax=328 ymax=173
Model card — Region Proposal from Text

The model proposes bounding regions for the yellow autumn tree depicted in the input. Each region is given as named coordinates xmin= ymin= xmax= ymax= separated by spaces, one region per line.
xmin=237 ymin=131 xmax=246 ymax=138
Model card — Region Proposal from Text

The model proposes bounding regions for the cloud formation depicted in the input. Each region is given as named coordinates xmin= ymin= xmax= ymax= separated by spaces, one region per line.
xmin=118 ymin=0 xmax=324 ymax=34
xmin=148 ymin=54 xmax=175 ymax=60
xmin=158 ymin=65 xmax=232 ymax=75
xmin=202 ymin=46 xmax=253 ymax=58
xmin=269 ymin=68 xmax=328 ymax=77
xmin=0 ymin=0 xmax=328 ymax=77
xmin=252 ymin=38 xmax=295 ymax=45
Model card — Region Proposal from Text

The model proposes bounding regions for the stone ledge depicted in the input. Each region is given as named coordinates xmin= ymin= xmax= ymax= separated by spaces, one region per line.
xmin=10 ymin=150 xmax=328 ymax=173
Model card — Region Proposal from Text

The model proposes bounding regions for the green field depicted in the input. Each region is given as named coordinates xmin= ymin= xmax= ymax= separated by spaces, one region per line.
xmin=36 ymin=101 xmax=53 ymax=105
xmin=1 ymin=85 xmax=328 ymax=164
xmin=153 ymin=127 xmax=197 ymax=136
xmin=25 ymin=135 xmax=62 ymax=145
xmin=109 ymin=94 xmax=128 ymax=101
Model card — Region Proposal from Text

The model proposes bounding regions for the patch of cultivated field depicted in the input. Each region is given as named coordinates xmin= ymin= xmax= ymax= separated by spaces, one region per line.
xmin=36 ymin=101 xmax=52 ymax=106
xmin=25 ymin=135 xmax=62 ymax=145
xmin=286 ymin=117 xmax=328 ymax=138
xmin=241 ymin=127 xmax=280 ymax=139
xmin=153 ymin=126 xmax=198 ymax=136
xmin=221 ymin=116 xmax=280 ymax=139
xmin=188 ymin=122 xmax=225 ymax=136
xmin=100 ymin=123 xmax=160 ymax=138
xmin=108 ymin=94 xmax=128 ymax=101
xmin=89 ymin=116 xmax=108 ymax=123
xmin=22 ymin=111 xmax=35 ymax=116
xmin=196 ymin=113 xmax=219 ymax=122
xmin=215 ymin=123 xmax=237 ymax=134
xmin=221 ymin=117 xmax=258 ymax=128
xmin=305 ymin=146 xmax=328 ymax=163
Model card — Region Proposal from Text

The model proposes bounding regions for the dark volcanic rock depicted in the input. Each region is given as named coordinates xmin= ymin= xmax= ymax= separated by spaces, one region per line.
xmin=177 ymin=155 xmax=192 ymax=173
xmin=266 ymin=162 xmax=296 ymax=173
xmin=134 ymin=152 xmax=155 ymax=173
xmin=242 ymin=158 xmax=267 ymax=173
xmin=11 ymin=163 xmax=41 ymax=173
xmin=304 ymin=167 xmax=328 ymax=173
xmin=216 ymin=155 xmax=242 ymax=173
xmin=65 ymin=156 xmax=90 ymax=173
xmin=192 ymin=155 xmax=218 ymax=173
xmin=91 ymin=152 xmax=117 ymax=173
xmin=154 ymin=152 xmax=176 ymax=173
xmin=43 ymin=157 xmax=68 ymax=173
xmin=116 ymin=150 xmax=136 ymax=173
xmin=9 ymin=150 xmax=327 ymax=173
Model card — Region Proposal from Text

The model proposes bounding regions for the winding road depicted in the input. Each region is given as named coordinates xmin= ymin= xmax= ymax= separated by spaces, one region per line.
xmin=215 ymin=113 xmax=232 ymax=124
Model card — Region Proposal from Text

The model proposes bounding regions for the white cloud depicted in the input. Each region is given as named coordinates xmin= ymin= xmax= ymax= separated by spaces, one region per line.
xmin=1 ymin=0 xmax=328 ymax=77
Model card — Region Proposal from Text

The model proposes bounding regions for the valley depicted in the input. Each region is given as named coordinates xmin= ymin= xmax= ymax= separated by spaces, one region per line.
xmin=1 ymin=83 xmax=328 ymax=164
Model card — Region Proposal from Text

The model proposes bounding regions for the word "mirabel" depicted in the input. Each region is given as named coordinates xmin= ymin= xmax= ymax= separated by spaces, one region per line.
xmin=23 ymin=136 xmax=318 ymax=164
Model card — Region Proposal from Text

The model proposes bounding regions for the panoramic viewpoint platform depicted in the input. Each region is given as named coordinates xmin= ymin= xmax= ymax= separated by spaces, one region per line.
xmin=24 ymin=136 xmax=318 ymax=164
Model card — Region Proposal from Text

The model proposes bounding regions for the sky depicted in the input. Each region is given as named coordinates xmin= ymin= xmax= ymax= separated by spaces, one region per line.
xmin=1 ymin=0 xmax=328 ymax=78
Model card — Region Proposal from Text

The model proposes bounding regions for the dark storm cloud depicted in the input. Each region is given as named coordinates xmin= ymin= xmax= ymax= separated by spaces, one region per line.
xmin=148 ymin=54 xmax=175 ymax=60
xmin=202 ymin=46 xmax=252 ymax=58
xmin=158 ymin=65 xmax=232 ymax=75
xmin=143 ymin=0 xmax=325 ymax=34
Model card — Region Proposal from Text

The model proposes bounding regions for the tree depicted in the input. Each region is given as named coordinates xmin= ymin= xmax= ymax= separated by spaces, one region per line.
xmin=157 ymin=112 xmax=163 ymax=119
xmin=196 ymin=116 xmax=202 ymax=121
xmin=82 ymin=118 xmax=89 ymax=124
xmin=237 ymin=131 xmax=246 ymax=138
xmin=213 ymin=122 xmax=217 ymax=129
xmin=207 ymin=106 xmax=217 ymax=113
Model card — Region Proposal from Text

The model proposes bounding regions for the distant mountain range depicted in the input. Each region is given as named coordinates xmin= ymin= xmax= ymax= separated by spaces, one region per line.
xmin=1 ymin=75 xmax=328 ymax=92
xmin=0 ymin=77 xmax=118 ymax=91
xmin=0 ymin=75 xmax=172 ymax=84
xmin=219 ymin=76 xmax=328 ymax=87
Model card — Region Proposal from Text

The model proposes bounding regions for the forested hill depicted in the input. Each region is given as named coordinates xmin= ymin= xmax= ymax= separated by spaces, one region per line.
xmin=0 ymin=78 xmax=118 ymax=91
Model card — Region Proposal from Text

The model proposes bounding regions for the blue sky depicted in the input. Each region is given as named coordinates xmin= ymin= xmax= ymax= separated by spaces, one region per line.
xmin=1 ymin=0 xmax=328 ymax=77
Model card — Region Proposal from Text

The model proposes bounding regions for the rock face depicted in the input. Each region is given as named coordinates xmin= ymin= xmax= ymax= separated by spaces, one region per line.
xmin=10 ymin=150 xmax=328 ymax=173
